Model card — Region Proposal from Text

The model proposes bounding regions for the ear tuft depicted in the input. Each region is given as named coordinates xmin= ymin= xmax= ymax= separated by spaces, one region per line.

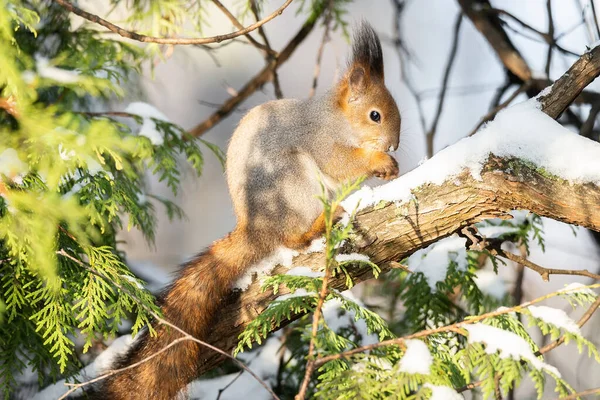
xmin=350 ymin=21 xmax=384 ymax=80
xmin=349 ymin=65 xmax=366 ymax=97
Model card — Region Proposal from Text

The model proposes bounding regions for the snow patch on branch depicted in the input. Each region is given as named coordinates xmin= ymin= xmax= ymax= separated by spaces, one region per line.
xmin=124 ymin=102 xmax=173 ymax=145
xmin=465 ymin=323 xmax=561 ymax=377
xmin=35 ymin=56 xmax=80 ymax=84
xmin=424 ymin=383 xmax=464 ymax=400
xmin=406 ymin=234 xmax=467 ymax=291
xmin=32 ymin=335 xmax=134 ymax=399
xmin=343 ymin=100 xmax=600 ymax=213
xmin=234 ymin=246 xmax=299 ymax=290
xmin=335 ymin=253 xmax=370 ymax=263
xmin=559 ymin=282 xmax=598 ymax=297
xmin=398 ymin=339 xmax=432 ymax=375
xmin=528 ymin=306 xmax=581 ymax=334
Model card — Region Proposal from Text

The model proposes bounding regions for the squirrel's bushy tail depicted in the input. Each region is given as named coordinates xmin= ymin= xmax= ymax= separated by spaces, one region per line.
xmin=95 ymin=228 xmax=272 ymax=399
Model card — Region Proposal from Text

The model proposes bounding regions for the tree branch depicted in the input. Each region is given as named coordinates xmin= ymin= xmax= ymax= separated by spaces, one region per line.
xmin=189 ymin=7 xmax=325 ymax=137
xmin=52 ymin=0 xmax=293 ymax=46
xmin=187 ymin=45 xmax=600 ymax=376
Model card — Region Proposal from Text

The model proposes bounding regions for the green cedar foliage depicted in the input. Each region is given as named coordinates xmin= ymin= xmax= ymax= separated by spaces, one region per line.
xmin=0 ymin=0 xmax=223 ymax=396
xmin=237 ymin=195 xmax=600 ymax=399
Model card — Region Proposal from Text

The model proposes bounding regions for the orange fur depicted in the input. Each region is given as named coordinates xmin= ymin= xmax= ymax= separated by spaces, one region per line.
xmin=98 ymin=228 xmax=276 ymax=399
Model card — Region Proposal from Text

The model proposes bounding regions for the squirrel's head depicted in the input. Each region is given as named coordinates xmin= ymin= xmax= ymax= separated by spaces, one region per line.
xmin=336 ymin=22 xmax=401 ymax=152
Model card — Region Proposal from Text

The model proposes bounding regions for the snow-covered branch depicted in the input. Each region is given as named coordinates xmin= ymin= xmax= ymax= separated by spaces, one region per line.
xmin=193 ymin=45 xmax=600 ymax=376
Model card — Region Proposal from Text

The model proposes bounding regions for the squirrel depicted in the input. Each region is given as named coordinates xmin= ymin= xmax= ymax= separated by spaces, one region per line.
xmin=94 ymin=21 xmax=400 ymax=399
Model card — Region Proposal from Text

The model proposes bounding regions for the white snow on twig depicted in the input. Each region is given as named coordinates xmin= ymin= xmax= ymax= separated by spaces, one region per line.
xmin=424 ymin=383 xmax=464 ymax=400
xmin=528 ymin=305 xmax=581 ymax=334
xmin=398 ymin=339 xmax=432 ymax=375
xmin=465 ymin=323 xmax=561 ymax=377
xmin=406 ymin=234 xmax=468 ymax=291
xmin=342 ymin=100 xmax=600 ymax=213
xmin=36 ymin=56 xmax=80 ymax=84
xmin=559 ymin=282 xmax=598 ymax=297
xmin=124 ymin=102 xmax=173 ymax=145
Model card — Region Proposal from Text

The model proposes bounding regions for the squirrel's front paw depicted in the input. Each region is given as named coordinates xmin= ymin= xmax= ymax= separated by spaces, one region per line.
xmin=370 ymin=153 xmax=399 ymax=180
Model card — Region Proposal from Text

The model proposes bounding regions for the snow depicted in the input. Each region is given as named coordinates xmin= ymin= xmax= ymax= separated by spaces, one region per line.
xmin=124 ymin=102 xmax=173 ymax=146
xmin=406 ymin=234 xmax=468 ymax=291
xmin=322 ymin=291 xmax=379 ymax=346
xmin=528 ymin=306 xmax=581 ymax=334
xmin=32 ymin=335 xmax=134 ymax=399
xmin=36 ymin=55 xmax=80 ymax=84
xmin=559 ymin=282 xmax=598 ymax=297
xmin=58 ymin=143 xmax=75 ymax=161
xmin=234 ymin=246 xmax=299 ymax=290
xmin=86 ymin=156 xmax=104 ymax=175
xmin=398 ymin=339 xmax=433 ymax=375
xmin=335 ymin=253 xmax=371 ymax=263
xmin=304 ymin=237 xmax=326 ymax=253
xmin=465 ymin=323 xmax=561 ymax=377
xmin=187 ymin=335 xmax=289 ymax=399
xmin=342 ymin=100 xmax=600 ymax=214
xmin=0 ymin=148 xmax=28 ymax=184
xmin=425 ymin=383 xmax=464 ymax=400
xmin=474 ymin=270 xmax=507 ymax=300
xmin=286 ymin=266 xmax=324 ymax=278
xmin=478 ymin=225 xmax=519 ymax=239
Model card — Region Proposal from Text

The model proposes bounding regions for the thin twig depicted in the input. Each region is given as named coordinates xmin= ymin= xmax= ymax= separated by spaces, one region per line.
xmin=295 ymin=248 xmax=334 ymax=399
xmin=216 ymin=370 xmax=245 ymax=400
xmin=556 ymin=387 xmax=600 ymax=400
xmin=211 ymin=0 xmax=274 ymax=54
xmin=189 ymin=7 xmax=325 ymax=137
xmin=580 ymin=102 xmax=600 ymax=139
xmin=391 ymin=0 xmax=427 ymax=135
xmin=468 ymin=82 xmax=531 ymax=136
xmin=250 ymin=0 xmax=284 ymax=99
xmin=590 ymin=0 xmax=600 ymax=41
xmin=425 ymin=12 xmax=463 ymax=157
xmin=309 ymin=0 xmax=334 ymax=98
xmin=545 ymin=0 xmax=555 ymax=77
xmin=482 ymin=7 xmax=579 ymax=58
xmin=487 ymin=244 xmax=600 ymax=282
xmin=55 ymin=249 xmax=280 ymax=400
xmin=52 ymin=0 xmax=293 ymax=46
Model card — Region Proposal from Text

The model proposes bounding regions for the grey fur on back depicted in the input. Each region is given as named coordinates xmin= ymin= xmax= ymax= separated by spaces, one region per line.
xmin=226 ymin=93 xmax=352 ymax=241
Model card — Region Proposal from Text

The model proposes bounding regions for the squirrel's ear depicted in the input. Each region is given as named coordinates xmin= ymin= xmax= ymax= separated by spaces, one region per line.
xmin=348 ymin=65 xmax=367 ymax=102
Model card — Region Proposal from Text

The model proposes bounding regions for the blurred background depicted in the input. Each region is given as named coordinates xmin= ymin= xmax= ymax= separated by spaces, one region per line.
xmin=72 ymin=0 xmax=600 ymax=397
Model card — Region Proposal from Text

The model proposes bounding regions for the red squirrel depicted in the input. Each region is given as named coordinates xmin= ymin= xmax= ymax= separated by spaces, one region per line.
xmin=97 ymin=21 xmax=400 ymax=399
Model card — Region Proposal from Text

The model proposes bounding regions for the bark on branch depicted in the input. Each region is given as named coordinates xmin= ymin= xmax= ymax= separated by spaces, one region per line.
xmin=194 ymin=45 xmax=600 ymax=375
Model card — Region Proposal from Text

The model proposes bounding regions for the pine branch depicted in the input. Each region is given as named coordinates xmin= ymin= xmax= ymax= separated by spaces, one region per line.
xmin=51 ymin=0 xmax=293 ymax=46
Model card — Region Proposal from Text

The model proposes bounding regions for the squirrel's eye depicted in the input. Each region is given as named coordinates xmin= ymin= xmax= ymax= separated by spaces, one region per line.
xmin=370 ymin=110 xmax=381 ymax=123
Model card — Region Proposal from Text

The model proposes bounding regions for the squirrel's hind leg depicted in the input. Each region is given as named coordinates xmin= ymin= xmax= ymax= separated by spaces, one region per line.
xmin=283 ymin=205 xmax=346 ymax=249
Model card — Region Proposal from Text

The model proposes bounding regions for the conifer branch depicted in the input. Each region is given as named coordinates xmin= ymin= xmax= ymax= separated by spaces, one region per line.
xmin=55 ymin=249 xmax=280 ymax=400
xmin=312 ymin=284 xmax=600 ymax=368
xmin=51 ymin=0 xmax=293 ymax=46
